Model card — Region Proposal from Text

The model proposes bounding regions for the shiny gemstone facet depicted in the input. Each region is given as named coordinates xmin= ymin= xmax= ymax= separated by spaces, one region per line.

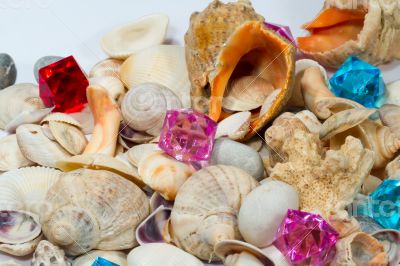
xmin=39 ymin=55 xmax=89 ymax=113
xmin=158 ymin=109 xmax=217 ymax=162
xmin=91 ymin=257 xmax=119 ymax=266
xmin=329 ymin=56 xmax=385 ymax=108
xmin=273 ymin=209 xmax=339 ymax=266
xmin=265 ymin=22 xmax=296 ymax=44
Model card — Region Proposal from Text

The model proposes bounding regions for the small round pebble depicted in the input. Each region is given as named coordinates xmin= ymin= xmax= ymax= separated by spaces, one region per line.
xmin=211 ymin=138 xmax=264 ymax=180
xmin=0 ymin=53 xmax=17 ymax=90
xmin=33 ymin=56 xmax=63 ymax=82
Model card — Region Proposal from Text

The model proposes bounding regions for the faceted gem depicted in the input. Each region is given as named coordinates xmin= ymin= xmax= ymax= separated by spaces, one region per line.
xmin=39 ymin=55 xmax=89 ymax=113
xmin=158 ymin=109 xmax=217 ymax=162
xmin=369 ymin=180 xmax=400 ymax=230
xmin=265 ymin=22 xmax=296 ymax=44
xmin=273 ymin=209 xmax=339 ymax=266
xmin=91 ymin=257 xmax=119 ymax=266
xmin=329 ymin=56 xmax=386 ymax=108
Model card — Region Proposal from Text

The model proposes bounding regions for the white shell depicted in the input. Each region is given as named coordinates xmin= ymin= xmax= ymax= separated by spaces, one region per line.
xmin=120 ymin=45 xmax=191 ymax=107
xmin=238 ymin=180 xmax=299 ymax=248
xmin=225 ymin=252 xmax=265 ymax=266
xmin=48 ymin=121 xmax=88 ymax=155
xmin=216 ymin=111 xmax=251 ymax=140
xmin=127 ymin=243 xmax=203 ymax=266
xmin=89 ymin=58 xmax=123 ymax=79
xmin=127 ymin=144 xmax=160 ymax=167
xmin=0 ymin=210 xmax=41 ymax=245
xmin=4 ymin=107 xmax=53 ymax=133
xmin=73 ymin=250 xmax=127 ymax=266
xmin=384 ymin=80 xmax=400 ymax=106
xmin=259 ymin=89 xmax=282 ymax=118
xmin=101 ymin=14 xmax=169 ymax=60
xmin=89 ymin=76 xmax=125 ymax=103
xmin=0 ymin=135 xmax=34 ymax=171
xmin=41 ymin=112 xmax=82 ymax=128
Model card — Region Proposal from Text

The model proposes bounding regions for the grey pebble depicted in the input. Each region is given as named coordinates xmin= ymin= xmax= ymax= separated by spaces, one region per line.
xmin=34 ymin=56 xmax=63 ymax=82
xmin=0 ymin=53 xmax=17 ymax=90
xmin=211 ymin=138 xmax=264 ymax=181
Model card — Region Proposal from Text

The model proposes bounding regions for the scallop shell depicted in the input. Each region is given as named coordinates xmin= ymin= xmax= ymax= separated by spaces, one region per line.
xmin=298 ymin=0 xmax=400 ymax=68
xmin=216 ymin=111 xmax=251 ymax=140
xmin=371 ymin=229 xmax=400 ymax=266
xmin=0 ymin=83 xmax=45 ymax=130
xmin=121 ymin=83 xmax=181 ymax=136
xmin=379 ymin=104 xmax=400 ymax=139
xmin=16 ymin=124 xmax=71 ymax=168
xmin=170 ymin=165 xmax=258 ymax=261
xmin=186 ymin=0 xmax=295 ymax=140
xmin=40 ymin=169 xmax=150 ymax=256
xmin=89 ymin=76 xmax=125 ymax=104
xmin=101 ymin=14 xmax=169 ymax=60
xmin=89 ymin=58 xmax=123 ymax=79
xmin=120 ymin=45 xmax=191 ymax=108
xmin=41 ymin=112 xmax=82 ymax=128
xmin=48 ymin=121 xmax=87 ymax=155
xmin=0 ymin=167 xmax=62 ymax=214
xmin=31 ymin=240 xmax=71 ymax=266
xmin=127 ymin=243 xmax=203 ymax=266
xmin=138 ymin=151 xmax=195 ymax=200
xmin=73 ymin=250 xmax=127 ymax=266
xmin=136 ymin=205 xmax=171 ymax=246
xmin=4 ymin=107 xmax=53 ymax=133
xmin=0 ymin=210 xmax=41 ymax=245
xmin=127 ymin=144 xmax=160 ymax=167
xmin=0 ymin=135 xmax=34 ymax=171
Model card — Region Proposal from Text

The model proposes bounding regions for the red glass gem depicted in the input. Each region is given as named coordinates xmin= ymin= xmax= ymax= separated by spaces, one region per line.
xmin=38 ymin=56 xmax=89 ymax=113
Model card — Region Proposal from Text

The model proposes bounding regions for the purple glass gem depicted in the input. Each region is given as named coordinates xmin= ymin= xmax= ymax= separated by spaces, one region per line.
xmin=265 ymin=22 xmax=296 ymax=44
xmin=273 ymin=209 xmax=339 ymax=266
xmin=158 ymin=109 xmax=217 ymax=162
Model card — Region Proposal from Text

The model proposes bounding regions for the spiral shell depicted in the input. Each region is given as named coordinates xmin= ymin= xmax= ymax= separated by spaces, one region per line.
xmin=170 ymin=165 xmax=258 ymax=261
xmin=40 ymin=169 xmax=150 ymax=255
xmin=121 ymin=83 xmax=182 ymax=136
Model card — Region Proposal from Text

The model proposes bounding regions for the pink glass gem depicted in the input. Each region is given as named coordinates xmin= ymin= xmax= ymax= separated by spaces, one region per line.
xmin=273 ymin=209 xmax=339 ymax=266
xmin=158 ymin=109 xmax=217 ymax=162
xmin=265 ymin=22 xmax=296 ymax=45
xmin=39 ymin=56 xmax=89 ymax=113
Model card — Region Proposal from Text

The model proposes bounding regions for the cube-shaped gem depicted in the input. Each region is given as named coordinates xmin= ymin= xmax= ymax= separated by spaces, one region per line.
xmin=39 ymin=55 xmax=88 ymax=113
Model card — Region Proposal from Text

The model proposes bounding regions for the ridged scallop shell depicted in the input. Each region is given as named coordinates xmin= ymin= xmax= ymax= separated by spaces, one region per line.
xmin=0 ymin=210 xmax=41 ymax=245
xmin=170 ymin=165 xmax=258 ymax=261
xmin=89 ymin=76 xmax=125 ymax=104
xmin=138 ymin=151 xmax=195 ymax=200
xmin=0 ymin=134 xmax=34 ymax=171
xmin=48 ymin=121 xmax=87 ymax=155
xmin=121 ymin=83 xmax=182 ymax=136
xmin=89 ymin=58 xmax=123 ymax=79
xmin=127 ymin=144 xmax=160 ymax=167
xmin=40 ymin=169 xmax=150 ymax=256
xmin=216 ymin=111 xmax=251 ymax=140
xmin=120 ymin=45 xmax=191 ymax=108
xmin=0 ymin=167 xmax=61 ymax=214
xmin=101 ymin=14 xmax=169 ymax=60
xmin=41 ymin=112 xmax=82 ymax=128
xmin=379 ymin=104 xmax=400 ymax=139
xmin=73 ymin=250 xmax=127 ymax=266
xmin=16 ymin=124 xmax=71 ymax=168
xmin=32 ymin=240 xmax=71 ymax=266
xmin=0 ymin=83 xmax=45 ymax=130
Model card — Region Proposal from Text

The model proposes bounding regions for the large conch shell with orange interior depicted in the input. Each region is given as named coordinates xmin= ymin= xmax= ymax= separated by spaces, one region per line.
xmin=298 ymin=0 xmax=400 ymax=68
xmin=185 ymin=0 xmax=296 ymax=140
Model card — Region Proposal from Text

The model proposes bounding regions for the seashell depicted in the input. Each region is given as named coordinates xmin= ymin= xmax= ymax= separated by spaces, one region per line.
xmin=0 ymin=233 xmax=43 ymax=257
xmin=33 ymin=56 xmax=63 ymax=82
xmin=31 ymin=240 xmax=71 ymax=266
xmin=222 ymin=76 xmax=275 ymax=112
xmin=119 ymin=122 xmax=154 ymax=148
xmin=384 ymin=80 xmax=400 ymax=106
xmin=0 ymin=135 xmax=34 ymax=171
xmin=40 ymin=169 xmax=150 ymax=256
xmin=149 ymin=192 xmax=174 ymax=212
xmin=0 ymin=260 xmax=21 ymax=266
xmin=0 ymin=83 xmax=45 ymax=130
xmin=379 ymin=104 xmax=400 ymax=139
xmin=215 ymin=111 xmax=251 ymax=141
xmin=258 ymin=89 xmax=282 ymax=118
xmin=170 ymin=165 xmax=258 ymax=261
xmin=83 ymin=84 xmax=121 ymax=156
xmin=127 ymin=144 xmax=160 ymax=167
xmin=73 ymin=250 xmax=127 ymax=266
xmin=0 ymin=167 xmax=61 ymax=215
xmin=262 ymin=245 xmax=292 ymax=266
xmin=185 ymin=0 xmax=295 ymax=140
xmin=244 ymin=136 xmax=263 ymax=152
xmin=16 ymin=124 xmax=71 ymax=168
xmin=48 ymin=121 xmax=87 ymax=155
xmin=101 ymin=14 xmax=169 ymax=60
xmin=361 ymin=175 xmax=383 ymax=195
xmin=89 ymin=58 xmax=123 ymax=79
xmin=386 ymin=154 xmax=400 ymax=179
xmin=68 ymin=105 xmax=94 ymax=135
xmin=371 ymin=229 xmax=400 ymax=266
xmin=238 ymin=181 xmax=299 ymax=248
xmin=127 ymin=243 xmax=203 ymax=266
xmin=294 ymin=109 xmax=322 ymax=134
xmin=0 ymin=210 xmax=41 ymax=245
xmin=89 ymin=76 xmax=125 ymax=104
xmin=56 ymin=153 xmax=145 ymax=188
xmin=332 ymin=232 xmax=388 ymax=265
xmin=4 ymin=107 xmax=53 ymax=133
xmin=120 ymin=45 xmax=191 ymax=108
xmin=136 ymin=205 xmax=171 ymax=245
xmin=138 ymin=151 xmax=195 ymax=200
xmin=0 ymin=53 xmax=17 ymax=90
xmin=211 ymin=138 xmax=264 ymax=181
xmin=121 ymin=83 xmax=182 ymax=136
xmin=41 ymin=112 xmax=82 ymax=128
xmin=298 ymin=0 xmax=400 ymax=68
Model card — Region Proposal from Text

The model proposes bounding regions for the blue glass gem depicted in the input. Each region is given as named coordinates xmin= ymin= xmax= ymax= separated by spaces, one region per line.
xmin=369 ymin=180 xmax=400 ymax=230
xmin=91 ymin=257 xmax=119 ymax=266
xmin=329 ymin=56 xmax=386 ymax=108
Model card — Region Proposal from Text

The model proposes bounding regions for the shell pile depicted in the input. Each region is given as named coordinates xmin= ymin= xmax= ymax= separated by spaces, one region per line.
xmin=1 ymin=0 xmax=400 ymax=266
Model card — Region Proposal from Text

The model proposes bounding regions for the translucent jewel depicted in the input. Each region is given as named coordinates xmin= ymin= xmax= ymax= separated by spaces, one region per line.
xmin=91 ymin=257 xmax=119 ymax=266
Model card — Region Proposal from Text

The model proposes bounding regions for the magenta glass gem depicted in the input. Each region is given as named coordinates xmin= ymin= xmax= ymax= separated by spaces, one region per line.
xmin=273 ymin=209 xmax=339 ymax=266
xmin=158 ymin=109 xmax=217 ymax=162
xmin=265 ymin=22 xmax=296 ymax=44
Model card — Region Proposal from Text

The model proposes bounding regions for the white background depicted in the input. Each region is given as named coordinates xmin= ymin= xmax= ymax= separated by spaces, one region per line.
xmin=0 ymin=0 xmax=399 ymax=265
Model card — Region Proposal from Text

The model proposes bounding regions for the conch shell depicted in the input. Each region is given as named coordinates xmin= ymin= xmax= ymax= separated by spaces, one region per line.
xmin=185 ymin=0 xmax=296 ymax=139
xmin=170 ymin=165 xmax=258 ymax=261
xmin=298 ymin=0 xmax=400 ymax=68
xmin=40 ymin=169 xmax=150 ymax=255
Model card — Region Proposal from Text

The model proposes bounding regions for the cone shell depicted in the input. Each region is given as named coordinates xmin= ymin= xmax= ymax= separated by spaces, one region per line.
xmin=0 ymin=134 xmax=34 ymax=171
xmin=40 ymin=169 xmax=150 ymax=256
